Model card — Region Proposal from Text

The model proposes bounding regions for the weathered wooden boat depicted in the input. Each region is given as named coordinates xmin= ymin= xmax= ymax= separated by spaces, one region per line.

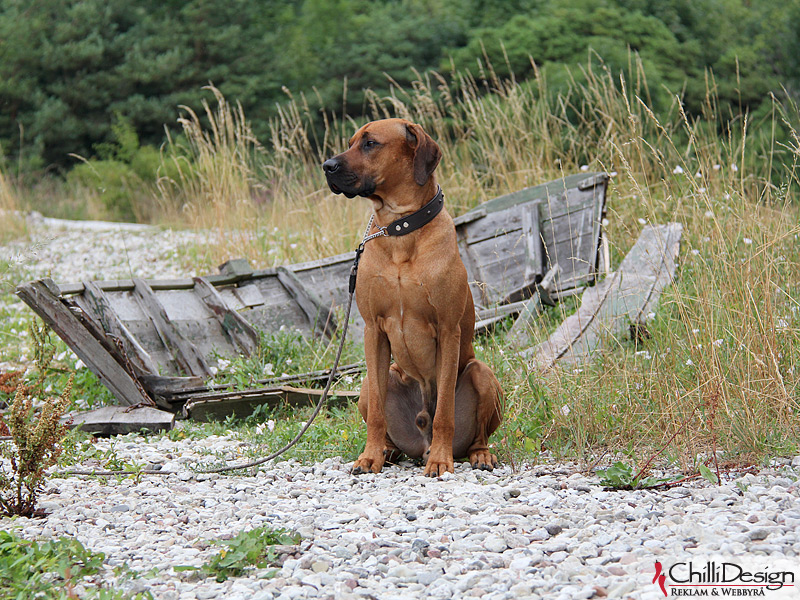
xmin=17 ymin=172 xmax=608 ymax=418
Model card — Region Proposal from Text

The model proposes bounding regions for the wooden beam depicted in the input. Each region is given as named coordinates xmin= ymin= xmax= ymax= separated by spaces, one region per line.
xmin=81 ymin=280 xmax=160 ymax=374
xmin=132 ymin=278 xmax=211 ymax=378
xmin=66 ymin=405 xmax=175 ymax=436
xmin=276 ymin=267 xmax=337 ymax=338
xmin=193 ymin=276 xmax=260 ymax=355
xmin=16 ymin=280 xmax=152 ymax=407
xmin=526 ymin=223 xmax=682 ymax=370
xmin=183 ymin=386 xmax=358 ymax=422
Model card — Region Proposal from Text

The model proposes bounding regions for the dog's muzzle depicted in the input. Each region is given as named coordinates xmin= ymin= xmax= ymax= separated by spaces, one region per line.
xmin=323 ymin=157 xmax=375 ymax=198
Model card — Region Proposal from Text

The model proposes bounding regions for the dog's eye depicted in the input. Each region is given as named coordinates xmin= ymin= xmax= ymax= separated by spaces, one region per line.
xmin=363 ymin=140 xmax=378 ymax=149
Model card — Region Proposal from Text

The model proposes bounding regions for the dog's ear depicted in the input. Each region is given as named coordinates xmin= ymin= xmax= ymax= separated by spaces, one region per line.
xmin=405 ymin=123 xmax=442 ymax=186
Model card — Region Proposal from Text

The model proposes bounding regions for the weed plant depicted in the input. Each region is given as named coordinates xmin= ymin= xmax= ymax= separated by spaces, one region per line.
xmin=186 ymin=525 xmax=300 ymax=582
xmin=0 ymin=529 xmax=151 ymax=600
xmin=0 ymin=322 xmax=72 ymax=516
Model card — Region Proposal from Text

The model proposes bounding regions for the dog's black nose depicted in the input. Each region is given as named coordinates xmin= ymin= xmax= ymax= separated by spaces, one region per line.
xmin=322 ymin=158 xmax=340 ymax=174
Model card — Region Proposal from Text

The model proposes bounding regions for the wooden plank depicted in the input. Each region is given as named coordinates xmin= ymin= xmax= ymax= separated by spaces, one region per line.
xmin=57 ymin=269 xmax=267 ymax=296
xmin=467 ymin=234 xmax=528 ymax=305
xmin=475 ymin=299 xmax=529 ymax=322
xmin=138 ymin=373 xmax=205 ymax=397
xmin=233 ymin=282 xmax=265 ymax=308
xmin=539 ymin=192 xmax=600 ymax=291
xmin=474 ymin=173 xmax=607 ymax=215
xmin=522 ymin=202 xmax=544 ymax=284
xmin=192 ymin=277 xmax=260 ymax=355
xmin=287 ymin=251 xmax=355 ymax=274
xmin=460 ymin=208 xmax=525 ymax=245
xmin=234 ymin=277 xmax=313 ymax=335
xmin=452 ymin=207 xmax=486 ymax=227
xmin=132 ymin=278 xmax=212 ymax=377
xmin=290 ymin=259 xmax=353 ymax=309
xmin=276 ymin=267 xmax=337 ymax=338
xmin=218 ymin=258 xmax=254 ymax=278
xmin=65 ymin=406 xmax=175 ymax=436
xmin=15 ymin=280 xmax=152 ymax=407
xmin=183 ymin=386 xmax=359 ymax=422
xmin=457 ymin=227 xmax=489 ymax=308
xmin=80 ymin=281 xmax=160 ymax=374
xmin=474 ymin=299 xmax=528 ymax=334
xmin=507 ymin=265 xmax=560 ymax=347
xmin=496 ymin=204 xmax=545 ymax=304
xmin=525 ymin=223 xmax=682 ymax=369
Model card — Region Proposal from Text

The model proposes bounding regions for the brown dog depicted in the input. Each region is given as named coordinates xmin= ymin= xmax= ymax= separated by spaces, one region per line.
xmin=323 ymin=118 xmax=502 ymax=476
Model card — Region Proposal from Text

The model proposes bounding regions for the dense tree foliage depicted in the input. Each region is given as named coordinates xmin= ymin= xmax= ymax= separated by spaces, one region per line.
xmin=1 ymin=0 xmax=798 ymax=171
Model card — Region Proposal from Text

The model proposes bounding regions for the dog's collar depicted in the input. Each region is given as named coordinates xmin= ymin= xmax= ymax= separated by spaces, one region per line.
xmin=350 ymin=187 xmax=444 ymax=293
xmin=383 ymin=186 xmax=444 ymax=237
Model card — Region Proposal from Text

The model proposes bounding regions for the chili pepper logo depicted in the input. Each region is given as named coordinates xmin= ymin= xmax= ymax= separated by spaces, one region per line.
xmin=653 ymin=561 xmax=668 ymax=596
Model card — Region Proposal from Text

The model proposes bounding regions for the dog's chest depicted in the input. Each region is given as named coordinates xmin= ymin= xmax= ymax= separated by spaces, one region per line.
xmin=367 ymin=262 xmax=436 ymax=322
xmin=360 ymin=260 xmax=439 ymax=354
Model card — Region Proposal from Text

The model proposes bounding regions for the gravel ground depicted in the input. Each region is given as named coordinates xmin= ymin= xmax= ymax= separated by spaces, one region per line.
xmin=1 ymin=214 xmax=207 ymax=286
xmin=13 ymin=439 xmax=800 ymax=600
xmin=2 ymin=218 xmax=800 ymax=600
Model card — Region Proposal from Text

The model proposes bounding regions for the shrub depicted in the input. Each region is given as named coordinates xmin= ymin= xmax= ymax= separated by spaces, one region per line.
xmin=67 ymin=159 xmax=141 ymax=222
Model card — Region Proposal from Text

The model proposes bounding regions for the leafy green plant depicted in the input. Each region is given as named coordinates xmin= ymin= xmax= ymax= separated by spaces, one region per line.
xmin=0 ymin=529 xmax=151 ymax=600
xmin=58 ymin=437 xmax=145 ymax=479
xmin=596 ymin=461 xmax=672 ymax=490
xmin=0 ymin=321 xmax=72 ymax=516
xmin=698 ymin=464 xmax=719 ymax=485
xmin=180 ymin=525 xmax=300 ymax=582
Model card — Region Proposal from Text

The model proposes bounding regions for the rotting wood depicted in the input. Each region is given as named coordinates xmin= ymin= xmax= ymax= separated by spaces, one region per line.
xmin=507 ymin=264 xmax=561 ymax=348
xmin=525 ymin=223 xmax=683 ymax=369
xmin=473 ymin=299 xmax=529 ymax=331
xmin=183 ymin=386 xmax=359 ymax=421
xmin=168 ymin=362 xmax=366 ymax=403
xmin=80 ymin=280 xmax=160 ymax=374
xmin=276 ymin=267 xmax=337 ymax=339
xmin=15 ymin=280 xmax=152 ymax=407
xmin=522 ymin=203 xmax=544 ymax=287
xmin=65 ymin=405 xmax=175 ymax=436
xmin=456 ymin=226 xmax=489 ymax=308
xmin=132 ymin=278 xmax=211 ymax=378
xmin=192 ymin=276 xmax=260 ymax=354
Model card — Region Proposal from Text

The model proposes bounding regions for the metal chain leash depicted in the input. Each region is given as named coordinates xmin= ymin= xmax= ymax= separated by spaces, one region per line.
xmin=200 ymin=217 xmax=382 ymax=473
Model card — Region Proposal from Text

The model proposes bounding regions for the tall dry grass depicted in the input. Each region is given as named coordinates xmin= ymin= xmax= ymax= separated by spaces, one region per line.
xmin=0 ymin=163 xmax=26 ymax=242
xmin=153 ymin=58 xmax=799 ymax=465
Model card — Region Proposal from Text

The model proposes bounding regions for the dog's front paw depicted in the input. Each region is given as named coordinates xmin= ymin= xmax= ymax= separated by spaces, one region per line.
xmin=423 ymin=448 xmax=454 ymax=477
xmin=352 ymin=449 xmax=385 ymax=475
xmin=469 ymin=449 xmax=499 ymax=471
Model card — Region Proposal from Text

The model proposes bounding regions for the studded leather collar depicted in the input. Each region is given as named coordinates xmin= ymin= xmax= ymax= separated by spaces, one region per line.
xmin=385 ymin=186 xmax=444 ymax=236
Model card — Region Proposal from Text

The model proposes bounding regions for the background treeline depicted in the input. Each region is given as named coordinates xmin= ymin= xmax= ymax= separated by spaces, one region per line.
xmin=1 ymin=0 xmax=799 ymax=174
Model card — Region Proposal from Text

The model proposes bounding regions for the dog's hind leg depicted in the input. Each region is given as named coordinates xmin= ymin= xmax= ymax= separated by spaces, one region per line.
xmin=452 ymin=360 xmax=502 ymax=470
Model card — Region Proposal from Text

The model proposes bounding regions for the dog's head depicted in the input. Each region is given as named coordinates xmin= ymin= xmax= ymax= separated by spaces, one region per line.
xmin=322 ymin=118 xmax=441 ymax=204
